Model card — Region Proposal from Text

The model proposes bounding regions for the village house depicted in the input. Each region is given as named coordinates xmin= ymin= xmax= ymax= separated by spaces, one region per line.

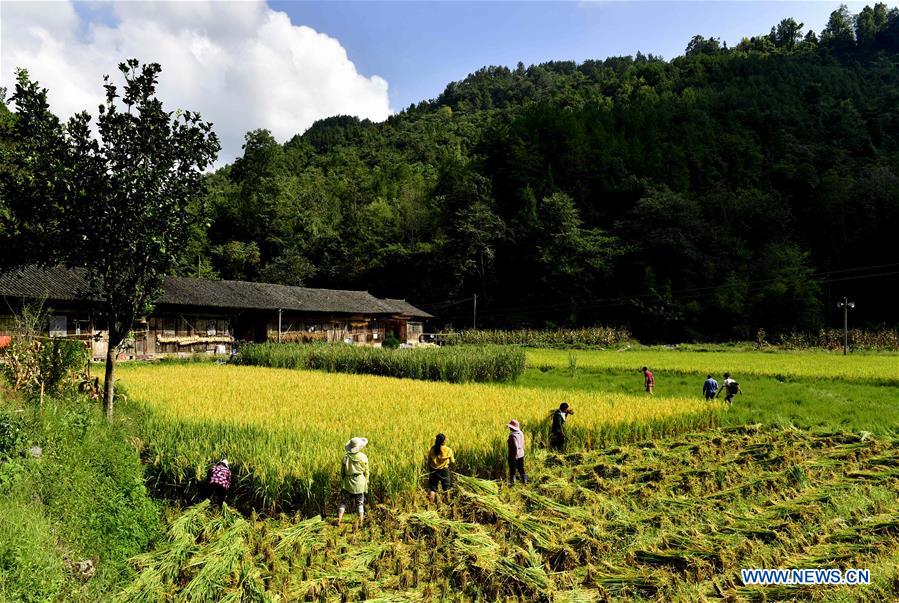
xmin=0 ymin=266 xmax=433 ymax=359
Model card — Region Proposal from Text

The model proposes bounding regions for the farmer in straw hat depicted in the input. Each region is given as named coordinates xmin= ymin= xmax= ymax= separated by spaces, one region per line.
xmin=337 ymin=437 xmax=369 ymax=525
xmin=507 ymin=420 xmax=527 ymax=485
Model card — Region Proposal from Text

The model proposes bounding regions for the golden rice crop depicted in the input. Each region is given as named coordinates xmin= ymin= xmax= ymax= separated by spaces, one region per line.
xmin=527 ymin=349 xmax=899 ymax=383
xmin=119 ymin=364 xmax=718 ymax=513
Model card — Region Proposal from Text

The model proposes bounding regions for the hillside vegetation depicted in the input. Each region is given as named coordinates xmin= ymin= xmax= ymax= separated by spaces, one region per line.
xmin=185 ymin=4 xmax=899 ymax=340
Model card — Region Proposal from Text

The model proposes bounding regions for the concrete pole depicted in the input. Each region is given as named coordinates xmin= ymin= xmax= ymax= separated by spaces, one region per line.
xmin=843 ymin=297 xmax=848 ymax=356
xmin=278 ymin=308 xmax=282 ymax=344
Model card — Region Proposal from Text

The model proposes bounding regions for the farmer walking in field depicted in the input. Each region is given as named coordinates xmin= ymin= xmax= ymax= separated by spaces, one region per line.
xmin=702 ymin=374 xmax=718 ymax=401
xmin=550 ymin=403 xmax=574 ymax=452
xmin=716 ymin=373 xmax=741 ymax=405
xmin=427 ymin=433 xmax=455 ymax=502
xmin=337 ymin=437 xmax=369 ymax=525
xmin=643 ymin=367 xmax=654 ymax=395
xmin=507 ymin=420 xmax=527 ymax=485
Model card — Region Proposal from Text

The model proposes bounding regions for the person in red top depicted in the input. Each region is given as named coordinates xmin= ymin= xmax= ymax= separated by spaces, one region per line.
xmin=642 ymin=367 xmax=654 ymax=395
xmin=206 ymin=458 xmax=231 ymax=503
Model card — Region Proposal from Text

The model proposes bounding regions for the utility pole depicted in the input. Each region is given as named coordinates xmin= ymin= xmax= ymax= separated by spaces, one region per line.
xmin=473 ymin=294 xmax=478 ymax=329
xmin=837 ymin=297 xmax=854 ymax=355
xmin=277 ymin=308 xmax=283 ymax=344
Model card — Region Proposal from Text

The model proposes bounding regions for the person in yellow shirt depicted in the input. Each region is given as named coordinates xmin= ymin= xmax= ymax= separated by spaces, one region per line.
xmin=427 ymin=433 xmax=455 ymax=502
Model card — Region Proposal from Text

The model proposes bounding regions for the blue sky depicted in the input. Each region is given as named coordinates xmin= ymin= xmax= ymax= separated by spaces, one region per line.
xmin=272 ymin=1 xmax=890 ymax=110
xmin=8 ymin=1 xmax=895 ymax=163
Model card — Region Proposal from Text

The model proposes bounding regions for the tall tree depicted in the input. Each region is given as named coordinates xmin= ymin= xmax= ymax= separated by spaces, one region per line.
xmin=0 ymin=61 xmax=219 ymax=418
xmin=821 ymin=5 xmax=857 ymax=49
xmin=770 ymin=18 xmax=805 ymax=50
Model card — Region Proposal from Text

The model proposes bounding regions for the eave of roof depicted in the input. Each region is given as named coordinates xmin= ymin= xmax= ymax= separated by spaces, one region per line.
xmin=0 ymin=266 xmax=433 ymax=318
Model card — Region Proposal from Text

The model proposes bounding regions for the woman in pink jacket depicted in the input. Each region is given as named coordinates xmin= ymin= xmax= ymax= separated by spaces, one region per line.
xmin=507 ymin=420 xmax=526 ymax=485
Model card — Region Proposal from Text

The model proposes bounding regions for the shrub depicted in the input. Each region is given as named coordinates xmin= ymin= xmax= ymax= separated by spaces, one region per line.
xmin=442 ymin=327 xmax=633 ymax=348
xmin=1 ymin=338 xmax=88 ymax=402
xmin=235 ymin=343 xmax=526 ymax=383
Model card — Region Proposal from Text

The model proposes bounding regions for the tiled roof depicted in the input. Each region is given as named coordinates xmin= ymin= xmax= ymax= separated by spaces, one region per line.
xmin=0 ymin=266 xmax=432 ymax=317
xmin=382 ymin=298 xmax=434 ymax=318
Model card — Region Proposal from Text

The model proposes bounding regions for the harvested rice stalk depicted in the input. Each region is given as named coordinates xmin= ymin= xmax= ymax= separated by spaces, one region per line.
xmin=520 ymin=489 xmax=593 ymax=521
xmin=494 ymin=544 xmax=553 ymax=593
xmin=552 ymin=588 xmax=601 ymax=602
xmin=272 ymin=515 xmax=325 ymax=553
xmin=182 ymin=518 xmax=252 ymax=602
xmin=454 ymin=473 xmax=499 ymax=496
xmin=460 ymin=490 xmax=553 ymax=549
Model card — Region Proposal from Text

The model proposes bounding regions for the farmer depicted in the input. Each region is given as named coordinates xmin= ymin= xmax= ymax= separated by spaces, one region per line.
xmin=716 ymin=372 xmax=742 ymax=405
xmin=206 ymin=458 xmax=231 ymax=502
xmin=642 ymin=367 xmax=654 ymax=395
xmin=507 ymin=420 xmax=527 ymax=485
xmin=337 ymin=437 xmax=369 ymax=525
xmin=550 ymin=403 xmax=574 ymax=452
xmin=702 ymin=374 xmax=719 ymax=401
xmin=427 ymin=433 xmax=455 ymax=502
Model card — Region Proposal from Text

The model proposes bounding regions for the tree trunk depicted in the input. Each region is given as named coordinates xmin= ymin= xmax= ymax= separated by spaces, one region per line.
xmin=103 ymin=345 xmax=116 ymax=421
xmin=103 ymin=323 xmax=125 ymax=421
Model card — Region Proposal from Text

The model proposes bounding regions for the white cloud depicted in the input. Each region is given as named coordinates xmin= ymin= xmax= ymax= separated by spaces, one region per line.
xmin=1 ymin=1 xmax=392 ymax=165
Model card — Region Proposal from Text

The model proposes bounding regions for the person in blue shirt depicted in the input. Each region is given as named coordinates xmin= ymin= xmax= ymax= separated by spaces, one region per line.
xmin=702 ymin=374 xmax=718 ymax=401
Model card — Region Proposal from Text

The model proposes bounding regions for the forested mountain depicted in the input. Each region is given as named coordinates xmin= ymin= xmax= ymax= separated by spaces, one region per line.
xmin=113 ymin=6 xmax=899 ymax=338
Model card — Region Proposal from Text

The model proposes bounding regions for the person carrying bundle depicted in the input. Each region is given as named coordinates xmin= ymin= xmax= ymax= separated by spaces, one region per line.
xmin=716 ymin=372 xmax=742 ymax=405
xmin=338 ymin=437 xmax=369 ymax=525
xmin=427 ymin=433 xmax=455 ymax=502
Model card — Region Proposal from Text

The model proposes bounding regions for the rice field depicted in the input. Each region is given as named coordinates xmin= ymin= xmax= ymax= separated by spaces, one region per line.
xmin=527 ymin=349 xmax=899 ymax=384
xmin=119 ymin=363 xmax=718 ymax=512
xmin=117 ymin=427 xmax=899 ymax=602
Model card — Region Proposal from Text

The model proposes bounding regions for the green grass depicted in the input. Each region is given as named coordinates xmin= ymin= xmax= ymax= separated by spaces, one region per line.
xmin=516 ymin=366 xmax=899 ymax=435
xmin=527 ymin=348 xmax=899 ymax=384
xmin=0 ymin=395 xmax=162 ymax=601
xmin=0 ymin=495 xmax=65 ymax=603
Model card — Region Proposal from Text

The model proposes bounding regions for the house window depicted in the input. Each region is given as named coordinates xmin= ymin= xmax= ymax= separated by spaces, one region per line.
xmin=49 ymin=315 xmax=67 ymax=338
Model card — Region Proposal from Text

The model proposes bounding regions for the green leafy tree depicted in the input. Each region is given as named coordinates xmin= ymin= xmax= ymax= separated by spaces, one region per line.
xmin=534 ymin=192 xmax=618 ymax=310
xmin=770 ymin=18 xmax=805 ymax=50
xmin=821 ymin=5 xmax=856 ymax=49
xmin=855 ymin=3 xmax=890 ymax=47
xmin=685 ymin=35 xmax=723 ymax=56
xmin=0 ymin=61 xmax=219 ymax=418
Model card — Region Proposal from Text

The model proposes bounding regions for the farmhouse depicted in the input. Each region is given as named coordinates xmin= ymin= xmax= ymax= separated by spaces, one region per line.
xmin=0 ymin=266 xmax=432 ymax=359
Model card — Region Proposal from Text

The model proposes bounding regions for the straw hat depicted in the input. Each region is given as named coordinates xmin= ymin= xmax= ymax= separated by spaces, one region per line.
xmin=507 ymin=420 xmax=520 ymax=430
xmin=219 ymin=458 xmax=229 ymax=468
xmin=345 ymin=437 xmax=369 ymax=453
